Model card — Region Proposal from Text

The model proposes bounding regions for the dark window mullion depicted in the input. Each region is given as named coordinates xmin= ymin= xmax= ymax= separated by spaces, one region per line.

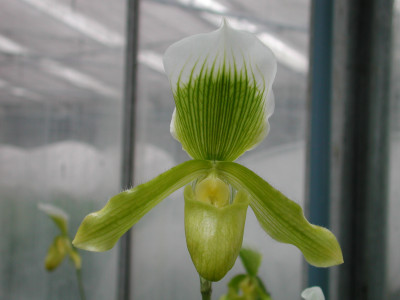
xmin=330 ymin=0 xmax=393 ymax=299
xmin=119 ymin=0 xmax=141 ymax=300
xmin=307 ymin=0 xmax=334 ymax=296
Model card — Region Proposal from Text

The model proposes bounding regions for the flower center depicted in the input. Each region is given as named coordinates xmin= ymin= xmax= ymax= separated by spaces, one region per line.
xmin=195 ymin=177 xmax=230 ymax=208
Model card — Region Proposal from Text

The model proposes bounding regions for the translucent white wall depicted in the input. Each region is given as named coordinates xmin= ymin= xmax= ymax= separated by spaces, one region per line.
xmin=0 ymin=1 xmax=126 ymax=299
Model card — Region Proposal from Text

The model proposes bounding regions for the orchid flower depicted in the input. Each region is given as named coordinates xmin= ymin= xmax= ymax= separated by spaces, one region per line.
xmin=39 ymin=203 xmax=81 ymax=271
xmin=221 ymin=248 xmax=326 ymax=300
xmin=40 ymin=203 xmax=86 ymax=300
xmin=73 ymin=20 xmax=343 ymax=283
xmin=219 ymin=248 xmax=272 ymax=300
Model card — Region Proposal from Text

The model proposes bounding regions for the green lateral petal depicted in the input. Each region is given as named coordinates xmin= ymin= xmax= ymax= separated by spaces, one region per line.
xmin=73 ymin=160 xmax=213 ymax=252
xmin=215 ymin=161 xmax=343 ymax=267
xmin=164 ymin=19 xmax=276 ymax=161
xmin=69 ymin=249 xmax=82 ymax=270
xmin=255 ymin=276 xmax=270 ymax=297
xmin=38 ymin=203 xmax=69 ymax=235
xmin=184 ymin=186 xmax=249 ymax=281
xmin=239 ymin=247 xmax=262 ymax=276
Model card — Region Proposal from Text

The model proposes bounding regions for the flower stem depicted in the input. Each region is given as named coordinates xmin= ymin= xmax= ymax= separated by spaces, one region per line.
xmin=76 ymin=268 xmax=86 ymax=300
xmin=200 ymin=276 xmax=212 ymax=300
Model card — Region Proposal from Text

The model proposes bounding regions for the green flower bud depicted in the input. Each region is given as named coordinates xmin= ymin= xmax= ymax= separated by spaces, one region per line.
xmin=184 ymin=178 xmax=249 ymax=281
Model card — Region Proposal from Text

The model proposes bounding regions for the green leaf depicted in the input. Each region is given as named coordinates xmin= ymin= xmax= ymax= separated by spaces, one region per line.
xmin=215 ymin=161 xmax=343 ymax=267
xmin=239 ymin=247 xmax=262 ymax=276
xmin=73 ymin=160 xmax=212 ymax=252
xmin=164 ymin=19 xmax=276 ymax=161
xmin=38 ymin=203 xmax=69 ymax=235
xmin=184 ymin=185 xmax=249 ymax=281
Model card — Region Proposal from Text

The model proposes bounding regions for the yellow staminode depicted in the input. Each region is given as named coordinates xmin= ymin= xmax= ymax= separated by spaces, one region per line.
xmin=195 ymin=177 xmax=230 ymax=208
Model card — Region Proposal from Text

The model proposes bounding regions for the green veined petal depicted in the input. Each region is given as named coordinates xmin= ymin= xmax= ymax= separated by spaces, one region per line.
xmin=215 ymin=161 xmax=343 ymax=267
xmin=73 ymin=160 xmax=213 ymax=252
xmin=164 ymin=19 xmax=276 ymax=161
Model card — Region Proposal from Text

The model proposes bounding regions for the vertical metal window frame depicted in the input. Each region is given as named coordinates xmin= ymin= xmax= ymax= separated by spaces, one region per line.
xmin=307 ymin=0 xmax=333 ymax=296
xmin=308 ymin=0 xmax=394 ymax=299
xmin=119 ymin=0 xmax=141 ymax=300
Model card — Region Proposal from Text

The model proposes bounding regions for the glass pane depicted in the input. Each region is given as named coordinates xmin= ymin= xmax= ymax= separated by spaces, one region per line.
xmin=132 ymin=0 xmax=310 ymax=299
xmin=388 ymin=2 xmax=400 ymax=299
xmin=0 ymin=0 xmax=125 ymax=299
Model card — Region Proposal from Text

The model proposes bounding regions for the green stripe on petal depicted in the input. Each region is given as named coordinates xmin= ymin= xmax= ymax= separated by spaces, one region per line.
xmin=215 ymin=161 xmax=343 ymax=267
xmin=164 ymin=20 xmax=276 ymax=161
xmin=73 ymin=160 xmax=213 ymax=252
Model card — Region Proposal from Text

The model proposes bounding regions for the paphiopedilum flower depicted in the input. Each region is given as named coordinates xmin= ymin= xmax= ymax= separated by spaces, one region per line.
xmin=40 ymin=203 xmax=86 ymax=300
xmin=39 ymin=203 xmax=81 ymax=271
xmin=73 ymin=20 xmax=342 ymax=282
xmin=219 ymin=247 xmax=272 ymax=300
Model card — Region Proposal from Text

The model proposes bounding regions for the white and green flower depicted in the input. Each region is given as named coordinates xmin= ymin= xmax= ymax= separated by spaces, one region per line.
xmin=165 ymin=18 xmax=276 ymax=161
xmin=73 ymin=20 xmax=342 ymax=282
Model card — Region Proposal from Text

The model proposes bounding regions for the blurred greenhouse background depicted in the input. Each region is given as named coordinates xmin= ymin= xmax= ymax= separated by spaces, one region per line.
xmin=0 ymin=0 xmax=399 ymax=300
xmin=0 ymin=0 xmax=125 ymax=299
